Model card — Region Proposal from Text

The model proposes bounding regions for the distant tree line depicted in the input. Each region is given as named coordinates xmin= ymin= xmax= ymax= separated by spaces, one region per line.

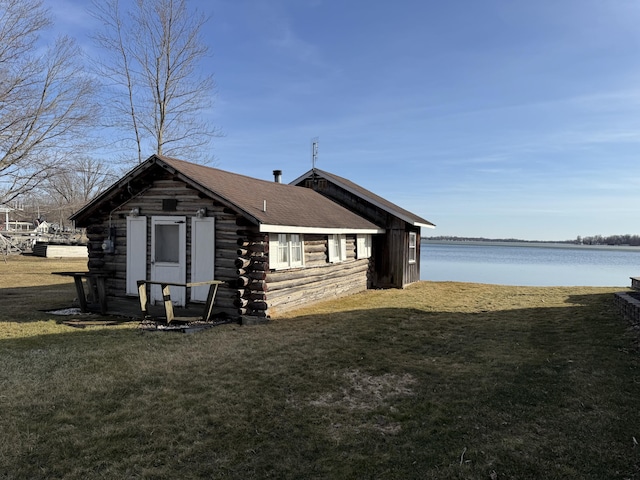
xmin=575 ymin=235 xmax=640 ymax=246
xmin=425 ymin=235 xmax=640 ymax=247
xmin=424 ymin=236 xmax=561 ymax=244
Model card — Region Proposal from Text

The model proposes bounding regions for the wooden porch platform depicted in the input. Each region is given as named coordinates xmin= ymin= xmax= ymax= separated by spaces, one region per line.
xmin=64 ymin=296 xmax=235 ymax=332
xmin=74 ymin=295 xmax=257 ymax=332
xmin=83 ymin=296 xmax=218 ymax=321
xmin=53 ymin=271 xmax=229 ymax=324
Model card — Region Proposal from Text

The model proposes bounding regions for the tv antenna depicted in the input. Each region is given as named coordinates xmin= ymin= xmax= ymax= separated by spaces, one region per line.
xmin=311 ymin=137 xmax=319 ymax=170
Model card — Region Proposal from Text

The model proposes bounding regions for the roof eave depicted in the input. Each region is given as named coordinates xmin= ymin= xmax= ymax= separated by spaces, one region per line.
xmin=259 ymin=224 xmax=384 ymax=235
xmin=415 ymin=222 xmax=436 ymax=229
xmin=70 ymin=159 xmax=158 ymax=223
xmin=289 ymin=170 xmax=314 ymax=186
xmin=70 ymin=154 xmax=262 ymax=229
xmin=291 ymin=169 xmax=435 ymax=228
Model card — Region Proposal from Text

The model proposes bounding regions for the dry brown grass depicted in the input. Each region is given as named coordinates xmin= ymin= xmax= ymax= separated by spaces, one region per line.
xmin=1 ymin=256 xmax=639 ymax=479
xmin=0 ymin=255 xmax=87 ymax=287
xmin=279 ymin=281 xmax=611 ymax=316
xmin=0 ymin=256 xmax=97 ymax=337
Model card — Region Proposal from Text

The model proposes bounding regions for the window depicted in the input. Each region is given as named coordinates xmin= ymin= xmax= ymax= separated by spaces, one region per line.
xmin=328 ymin=234 xmax=347 ymax=263
xmin=277 ymin=234 xmax=289 ymax=265
xmin=290 ymin=234 xmax=303 ymax=264
xmin=162 ymin=198 xmax=178 ymax=211
xmin=304 ymin=178 xmax=327 ymax=189
xmin=155 ymin=224 xmax=180 ymax=263
xmin=356 ymin=234 xmax=372 ymax=259
xmin=269 ymin=234 xmax=304 ymax=270
xmin=408 ymin=232 xmax=417 ymax=264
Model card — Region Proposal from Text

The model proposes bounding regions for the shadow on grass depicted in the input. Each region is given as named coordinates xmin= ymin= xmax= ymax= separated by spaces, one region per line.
xmin=0 ymin=282 xmax=222 ymax=326
xmin=0 ymin=288 xmax=638 ymax=479
xmin=0 ymin=282 xmax=82 ymax=322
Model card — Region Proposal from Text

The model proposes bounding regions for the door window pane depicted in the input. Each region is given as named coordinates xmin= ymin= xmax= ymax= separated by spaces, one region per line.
xmin=155 ymin=224 xmax=179 ymax=262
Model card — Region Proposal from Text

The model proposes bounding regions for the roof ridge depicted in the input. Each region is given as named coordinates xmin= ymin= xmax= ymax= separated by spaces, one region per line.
xmin=158 ymin=155 xmax=299 ymax=189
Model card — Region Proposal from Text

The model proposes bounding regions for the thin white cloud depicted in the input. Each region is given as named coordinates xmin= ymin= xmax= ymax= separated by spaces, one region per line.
xmin=250 ymin=0 xmax=326 ymax=69
xmin=45 ymin=0 xmax=95 ymax=30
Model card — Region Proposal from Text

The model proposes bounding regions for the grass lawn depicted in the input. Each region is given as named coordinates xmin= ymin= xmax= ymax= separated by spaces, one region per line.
xmin=1 ymin=255 xmax=640 ymax=479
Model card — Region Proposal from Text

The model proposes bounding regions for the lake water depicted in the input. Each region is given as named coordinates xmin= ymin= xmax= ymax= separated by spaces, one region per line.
xmin=421 ymin=241 xmax=640 ymax=287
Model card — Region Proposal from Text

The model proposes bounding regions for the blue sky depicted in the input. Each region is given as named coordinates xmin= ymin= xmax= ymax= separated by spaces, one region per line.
xmin=46 ymin=0 xmax=640 ymax=241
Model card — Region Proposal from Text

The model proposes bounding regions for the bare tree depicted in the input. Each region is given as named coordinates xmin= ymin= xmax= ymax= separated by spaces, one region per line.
xmin=40 ymin=156 xmax=115 ymax=229
xmin=44 ymin=157 xmax=114 ymax=205
xmin=91 ymin=0 xmax=219 ymax=165
xmin=0 ymin=0 xmax=100 ymax=204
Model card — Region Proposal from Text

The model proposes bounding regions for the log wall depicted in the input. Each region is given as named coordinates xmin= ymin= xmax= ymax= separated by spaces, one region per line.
xmin=232 ymin=231 xmax=371 ymax=317
xmin=84 ymin=177 xmax=238 ymax=317
xmin=232 ymin=224 xmax=267 ymax=318
xmin=263 ymin=234 xmax=370 ymax=316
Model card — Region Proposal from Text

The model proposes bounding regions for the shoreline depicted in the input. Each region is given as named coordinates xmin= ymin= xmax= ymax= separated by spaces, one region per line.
xmin=422 ymin=239 xmax=640 ymax=252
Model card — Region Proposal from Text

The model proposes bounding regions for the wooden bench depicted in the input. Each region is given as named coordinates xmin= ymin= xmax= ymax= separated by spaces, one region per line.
xmin=136 ymin=279 xmax=224 ymax=323
xmin=52 ymin=272 xmax=109 ymax=315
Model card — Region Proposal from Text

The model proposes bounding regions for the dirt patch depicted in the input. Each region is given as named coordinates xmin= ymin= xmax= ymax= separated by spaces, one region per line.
xmin=310 ymin=369 xmax=416 ymax=438
xmin=311 ymin=369 xmax=416 ymax=411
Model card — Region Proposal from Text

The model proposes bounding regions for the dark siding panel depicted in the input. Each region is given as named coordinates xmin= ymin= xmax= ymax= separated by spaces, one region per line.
xmin=298 ymin=175 xmax=422 ymax=289
xmin=404 ymin=227 xmax=421 ymax=285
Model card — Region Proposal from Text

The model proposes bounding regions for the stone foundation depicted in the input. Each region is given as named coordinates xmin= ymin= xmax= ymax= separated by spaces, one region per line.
xmin=615 ymin=290 xmax=640 ymax=325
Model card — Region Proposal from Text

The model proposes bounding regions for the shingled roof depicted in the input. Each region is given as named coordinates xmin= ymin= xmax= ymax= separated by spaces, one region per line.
xmin=71 ymin=155 xmax=383 ymax=234
xmin=291 ymin=168 xmax=435 ymax=228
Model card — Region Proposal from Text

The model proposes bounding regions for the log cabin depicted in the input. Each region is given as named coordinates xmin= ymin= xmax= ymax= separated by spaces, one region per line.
xmin=70 ymin=154 xmax=434 ymax=320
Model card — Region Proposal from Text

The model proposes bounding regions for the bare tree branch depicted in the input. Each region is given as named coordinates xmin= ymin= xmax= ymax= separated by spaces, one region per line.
xmin=90 ymin=0 xmax=144 ymax=164
xmin=0 ymin=0 xmax=100 ymax=204
xmin=39 ymin=156 xmax=116 ymax=228
xmin=90 ymin=0 xmax=220 ymax=165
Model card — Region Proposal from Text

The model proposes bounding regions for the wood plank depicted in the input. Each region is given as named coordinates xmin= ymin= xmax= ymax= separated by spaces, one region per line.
xmin=162 ymin=284 xmax=175 ymax=323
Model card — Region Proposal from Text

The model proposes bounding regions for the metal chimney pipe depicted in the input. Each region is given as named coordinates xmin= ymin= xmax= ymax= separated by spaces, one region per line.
xmin=273 ymin=169 xmax=282 ymax=183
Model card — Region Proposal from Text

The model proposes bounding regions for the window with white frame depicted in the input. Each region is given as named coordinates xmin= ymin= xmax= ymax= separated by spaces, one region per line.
xmin=277 ymin=234 xmax=289 ymax=266
xmin=356 ymin=234 xmax=372 ymax=259
xmin=290 ymin=234 xmax=303 ymax=265
xmin=269 ymin=234 xmax=304 ymax=270
xmin=328 ymin=234 xmax=347 ymax=263
xmin=408 ymin=232 xmax=417 ymax=264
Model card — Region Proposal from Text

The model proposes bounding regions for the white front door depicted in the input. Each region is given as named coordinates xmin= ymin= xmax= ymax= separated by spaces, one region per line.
xmin=150 ymin=216 xmax=186 ymax=306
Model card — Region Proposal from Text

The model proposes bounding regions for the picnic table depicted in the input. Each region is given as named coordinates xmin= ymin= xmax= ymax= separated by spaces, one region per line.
xmin=52 ymin=271 xmax=109 ymax=315
xmin=136 ymin=279 xmax=224 ymax=323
